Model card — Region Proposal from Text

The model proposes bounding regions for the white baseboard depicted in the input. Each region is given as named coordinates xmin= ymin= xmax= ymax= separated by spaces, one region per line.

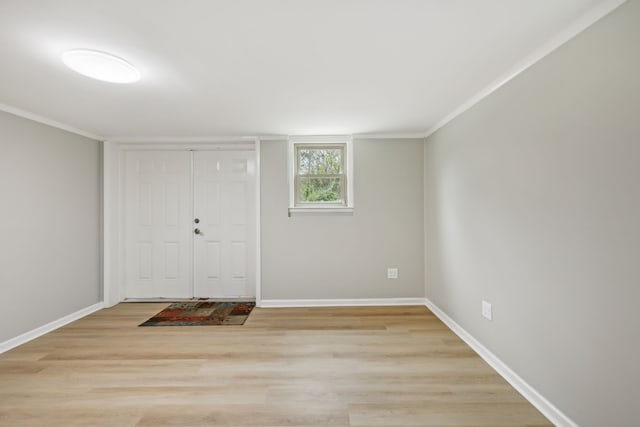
xmin=424 ymin=298 xmax=577 ymax=427
xmin=259 ymin=297 xmax=426 ymax=308
xmin=0 ymin=302 xmax=105 ymax=354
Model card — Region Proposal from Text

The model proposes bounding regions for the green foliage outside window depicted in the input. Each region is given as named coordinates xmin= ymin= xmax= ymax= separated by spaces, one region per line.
xmin=300 ymin=177 xmax=342 ymax=202
xmin=296 ymin=146 xmax=344 ymax=203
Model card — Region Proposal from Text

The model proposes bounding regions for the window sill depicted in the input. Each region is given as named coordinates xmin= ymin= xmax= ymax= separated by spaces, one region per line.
xmin=288 ymin=207 xmax=354 ymax=216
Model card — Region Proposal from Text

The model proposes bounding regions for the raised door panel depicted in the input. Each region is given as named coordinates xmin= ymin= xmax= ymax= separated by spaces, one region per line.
xmin=193 ymin=150 xmax=255 ymax=297
xmin=124 ymin=151 xmax=192 ymax=298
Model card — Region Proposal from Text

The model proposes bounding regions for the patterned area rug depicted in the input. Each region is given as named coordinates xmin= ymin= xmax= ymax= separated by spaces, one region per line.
xmin=139 ymin=301 xmax=255 ymax=326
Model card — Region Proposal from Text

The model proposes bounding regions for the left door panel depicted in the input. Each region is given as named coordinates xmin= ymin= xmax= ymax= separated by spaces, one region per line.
xmin=124 ymin=151 xmax=192 ymax=298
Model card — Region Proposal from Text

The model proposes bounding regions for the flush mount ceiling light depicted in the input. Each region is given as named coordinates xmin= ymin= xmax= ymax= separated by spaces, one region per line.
xmin=62 ymin=49 xmax=140 ymax=83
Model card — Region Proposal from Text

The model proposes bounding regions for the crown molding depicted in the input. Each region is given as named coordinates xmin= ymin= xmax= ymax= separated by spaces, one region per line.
xmin=107 ymin=135 xmax=263 ymax=144
xmin=353 ymin=133 xmax=426 ymax=140
xmin=253 ymin=135 xmax=288 ymax=141
xmin=104 ymin=133 xmax=427 ymax=143
xmin=0 ymin=102 xmax=101 ymax=140
xmin=424 ymin=0 xmax=628 ymax=139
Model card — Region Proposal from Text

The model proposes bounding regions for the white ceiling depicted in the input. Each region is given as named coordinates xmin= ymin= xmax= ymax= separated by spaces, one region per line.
xmin=0 ymin=0 xmax=622 ymax=140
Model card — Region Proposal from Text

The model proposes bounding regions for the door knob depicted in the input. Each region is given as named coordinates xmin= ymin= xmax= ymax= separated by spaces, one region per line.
xmin=194 ymin=218 xmax=200 ymax=224
xmin=194 ymin=228 xmax=201 ymax=235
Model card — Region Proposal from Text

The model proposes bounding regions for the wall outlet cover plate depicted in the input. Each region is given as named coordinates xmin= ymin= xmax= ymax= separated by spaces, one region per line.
xmin=482 ymin=300 xmax=492 ymax=320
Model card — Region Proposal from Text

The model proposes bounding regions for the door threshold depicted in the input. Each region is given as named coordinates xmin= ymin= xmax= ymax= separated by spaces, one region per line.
xmin=123 ymin=297 xmax=256 ymax=303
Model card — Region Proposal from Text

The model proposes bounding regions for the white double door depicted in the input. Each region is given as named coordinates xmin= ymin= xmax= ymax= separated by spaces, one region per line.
xmin=124 ymin=149 xmax=256 ymax=299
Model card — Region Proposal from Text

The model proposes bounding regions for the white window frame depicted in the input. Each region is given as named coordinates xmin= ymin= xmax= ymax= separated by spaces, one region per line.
xmin=288 ymin=135 xmax=354 ymax=215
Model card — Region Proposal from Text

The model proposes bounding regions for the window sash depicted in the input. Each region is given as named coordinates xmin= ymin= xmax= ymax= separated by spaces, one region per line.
xmin=295 ymin=174 xmax=346 ymax=205
xmin=295 ymin=144 xmax=345 ymax=176
xmin=294 ymin=144 xmax=347 ymax=206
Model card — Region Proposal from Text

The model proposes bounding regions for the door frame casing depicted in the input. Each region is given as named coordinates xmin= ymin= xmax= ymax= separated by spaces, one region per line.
xmin=103 ymin=140 xmax=262 ymax=307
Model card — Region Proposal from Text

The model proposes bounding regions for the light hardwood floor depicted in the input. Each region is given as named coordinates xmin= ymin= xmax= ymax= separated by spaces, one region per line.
xmin=0 ymin=304 xmax=552 ymax=427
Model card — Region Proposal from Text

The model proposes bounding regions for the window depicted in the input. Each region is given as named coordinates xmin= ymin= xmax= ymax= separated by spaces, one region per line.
xmin=289 ymin=136 xmax=354 ymax=214
xmin=296 ymin=145 xmax=345 ymax=204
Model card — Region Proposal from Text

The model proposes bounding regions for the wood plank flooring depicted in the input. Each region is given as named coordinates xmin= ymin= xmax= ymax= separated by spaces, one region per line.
xmin=0 ymin=304 xmax=552 ymax=426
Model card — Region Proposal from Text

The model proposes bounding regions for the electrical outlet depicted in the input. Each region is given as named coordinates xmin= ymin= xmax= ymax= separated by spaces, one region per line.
xmin=387 ymin=268 xmax=398 ymax=279
xmin=482 ymin=300 xmax=492 ymax=320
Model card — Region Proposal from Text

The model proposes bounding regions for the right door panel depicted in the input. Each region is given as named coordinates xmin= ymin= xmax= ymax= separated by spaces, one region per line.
xmin=193 ymin=150 xmax=256 ymax=298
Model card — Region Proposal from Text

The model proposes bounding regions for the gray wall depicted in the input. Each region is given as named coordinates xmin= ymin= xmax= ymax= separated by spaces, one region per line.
xmin=424 ymin=2 xmax=639 ymax=426
xmin=0 ymin=111 xmax=101 ymax=343
xmin=261 ymin=138 xmax=424 ymax=300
